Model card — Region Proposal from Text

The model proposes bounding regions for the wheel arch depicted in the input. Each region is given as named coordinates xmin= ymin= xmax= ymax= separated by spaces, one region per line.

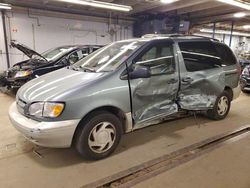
xmin=224 ymin=86 xmax=233 ymax=101
xmin=72 ymin=105 xmax=131 ymax=146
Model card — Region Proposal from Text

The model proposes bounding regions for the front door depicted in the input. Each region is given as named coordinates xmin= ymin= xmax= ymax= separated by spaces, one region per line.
xmin=177 ymin=41 xmax=225 ymax=110
xmin=128 ymin=41 xmax=179 ymax=127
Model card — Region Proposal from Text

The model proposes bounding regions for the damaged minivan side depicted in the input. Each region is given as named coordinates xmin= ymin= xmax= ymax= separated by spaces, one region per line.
xmin=9 ymin=35 xmax=241 ymax=160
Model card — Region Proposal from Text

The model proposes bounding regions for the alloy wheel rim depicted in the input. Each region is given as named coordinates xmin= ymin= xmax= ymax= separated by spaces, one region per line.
xmin=88 ymin=122 xmax=116 ymax=153
xmin=217 ymin=96 xmax=229 ymax=116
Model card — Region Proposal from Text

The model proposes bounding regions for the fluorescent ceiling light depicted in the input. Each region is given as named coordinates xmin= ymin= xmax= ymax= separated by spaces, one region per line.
xmin=0 ymin=3 xmax=12 ymax=10
xmin=160 ymin=0 xmax=179 ymax=4
xmin=217 ymin=0 xmax=250 ymax=10
xmin=234 ymin=12 xmax=246 ymax=18
xmin=57 ymin=0 xmax=132 ymax=12
xmin=243 ymin=25 xmax=250 ymax=29
xmin=200 ymin=28 xmax=250 ymax=37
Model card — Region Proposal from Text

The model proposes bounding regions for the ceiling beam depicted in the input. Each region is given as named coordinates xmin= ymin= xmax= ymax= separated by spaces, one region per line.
xmin=191 ymin=11 xmax=250 ymax=25
xmin=177 ymin=1 xmax=223 ymax=15
xmin=188 ymin=6 xmax=238 ymax=19
xmin=150 ymin=0 xmax=212 ymax=13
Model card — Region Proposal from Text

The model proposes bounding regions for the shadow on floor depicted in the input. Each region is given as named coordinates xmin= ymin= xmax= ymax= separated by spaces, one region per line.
xmin=26 ymin=114 xmax=213 ymax=168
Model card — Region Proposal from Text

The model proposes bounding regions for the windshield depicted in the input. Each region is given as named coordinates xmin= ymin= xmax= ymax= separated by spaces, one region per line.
xmin=34 ymin=46 xmax=75 ymax=62
xmin=73 ymin=40 xmax=146 ymax=72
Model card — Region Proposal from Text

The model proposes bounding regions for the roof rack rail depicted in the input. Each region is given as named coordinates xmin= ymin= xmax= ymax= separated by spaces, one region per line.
xmin=141 ymin=33 xmax=220 ymax=42
xmin=141 ymin=33 xmax=179 ymax=38
xmin=187 ymin=34 xmax=220 ymax=42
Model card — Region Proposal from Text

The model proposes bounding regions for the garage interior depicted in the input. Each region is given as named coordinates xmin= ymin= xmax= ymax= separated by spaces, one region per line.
xmin=0 ymin=0 xmax=250 ymax=188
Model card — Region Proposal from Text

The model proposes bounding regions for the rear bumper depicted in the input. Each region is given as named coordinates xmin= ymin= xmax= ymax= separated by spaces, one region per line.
xmin=232 ymin=85 xmax=241 ymax=100
xmin=8 ymin=102 xmax=81 ymax=148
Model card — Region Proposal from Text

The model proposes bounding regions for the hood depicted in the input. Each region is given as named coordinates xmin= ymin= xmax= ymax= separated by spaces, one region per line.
xmin=11 ymin=41 xmax=47 ymax=62
xmin=17 ymin=68 xmax=106 ymax=102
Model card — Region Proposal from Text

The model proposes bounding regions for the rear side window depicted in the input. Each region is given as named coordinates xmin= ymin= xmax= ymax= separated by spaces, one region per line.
xmin=215 ymin=43 xmax=237 ymax=66
xmin=179 ymin=41 xmax=221 ymax=72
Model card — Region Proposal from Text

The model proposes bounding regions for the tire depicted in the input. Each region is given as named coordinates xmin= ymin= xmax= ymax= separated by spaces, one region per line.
xmin=207 ymin=91 xmax=231 ymax=120
xmin=75 ymin=111 xmax=122 ymax=160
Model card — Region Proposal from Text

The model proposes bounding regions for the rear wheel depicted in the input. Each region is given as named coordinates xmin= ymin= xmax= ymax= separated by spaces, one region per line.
xmin=75 ymin=111 xmax=122 ymax=160
xmin=207 ymin=91 xmax=231 ymax=120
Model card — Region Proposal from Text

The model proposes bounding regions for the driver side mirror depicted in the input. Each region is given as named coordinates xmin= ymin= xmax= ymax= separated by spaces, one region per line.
xmin=129 ymin=66 xmax=151 ymax=79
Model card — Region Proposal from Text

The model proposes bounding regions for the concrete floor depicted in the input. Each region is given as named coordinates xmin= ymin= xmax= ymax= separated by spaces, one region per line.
xmin=135 ymin=135 xmax=250 ymax=188
xmin=0 ymin=91 xmax=250 ymax=188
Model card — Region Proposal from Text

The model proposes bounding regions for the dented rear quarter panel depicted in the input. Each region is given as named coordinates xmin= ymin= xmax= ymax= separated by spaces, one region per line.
xmin=175 ymin=40 xmax=236 ymax=111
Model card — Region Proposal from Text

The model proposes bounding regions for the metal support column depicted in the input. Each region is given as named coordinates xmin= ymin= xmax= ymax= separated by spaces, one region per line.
xmin=229 ymin=21 xmax=234 ymax=47
xmin=223 ymin=34 xmax=226 ymax=43
xmin=1 ymin=10 xmax=10 ymax=68
xmin=212 ymin=22 xmax=216 ymax=39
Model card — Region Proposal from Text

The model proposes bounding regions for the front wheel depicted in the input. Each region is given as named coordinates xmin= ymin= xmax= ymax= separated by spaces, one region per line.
xmin=207 ymin=91 xmax=231 ymax=120
xmin=75 ymin=111 xmax=122 ymax=160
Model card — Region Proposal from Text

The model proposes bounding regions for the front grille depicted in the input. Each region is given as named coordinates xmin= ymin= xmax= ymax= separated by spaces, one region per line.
xmin=16 ymin=98 xmax=27 ymax=115
xmin=7 ymin=71 xmax=16 ymax=79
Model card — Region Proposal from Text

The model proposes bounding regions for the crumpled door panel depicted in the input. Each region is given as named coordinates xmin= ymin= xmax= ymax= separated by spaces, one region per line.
xmin=178 ymin=69 xmax=225 ymax=110
xmin=131 ymin=74 xmax=179 ymax=127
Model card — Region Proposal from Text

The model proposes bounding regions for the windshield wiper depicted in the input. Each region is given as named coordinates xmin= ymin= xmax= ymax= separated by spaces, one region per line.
xmin=71 ymin=65 xmax=96 ymax=72
xmin=79 ymin=66 xmax=96 ymax=72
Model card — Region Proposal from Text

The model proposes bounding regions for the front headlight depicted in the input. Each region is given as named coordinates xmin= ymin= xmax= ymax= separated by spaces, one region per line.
xmin=29 ymin=102 xmax=44 ymax=117
xmin=28 ymin=102 xmax=65 ymax=118
xmin=14 ymin=70 xmax=32 ymax=78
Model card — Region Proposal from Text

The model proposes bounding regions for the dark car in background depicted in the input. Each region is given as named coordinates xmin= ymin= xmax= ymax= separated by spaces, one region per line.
xmin=238 ymin=51 xmax=250 ymax=68
xmin=0 ymin=41 xmax=103 ymax=90
xmin=240 ymin=65 xmax=250 ymax=92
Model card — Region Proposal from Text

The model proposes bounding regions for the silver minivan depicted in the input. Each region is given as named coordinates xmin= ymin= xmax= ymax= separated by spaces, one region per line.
xmin=9 ymin=35 xmax=241 ymax=160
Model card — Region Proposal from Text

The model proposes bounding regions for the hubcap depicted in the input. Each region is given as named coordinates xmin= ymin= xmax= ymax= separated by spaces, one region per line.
xmin=88 ymin=122 xmax=116 ymax=153
xmin=217 ymin=96 xmax=229 ymax=116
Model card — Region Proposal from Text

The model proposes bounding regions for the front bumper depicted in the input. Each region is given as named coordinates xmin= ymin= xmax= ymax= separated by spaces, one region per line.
xmin=0 ymin=73 xmax=7 ymax=87
xmin=5 ymin=77 xmax=28 ymax=89
xmin=8 ymin=102 xmax=81 ymax=148
xmin=0 ymin=72 xmax=30 ymax=89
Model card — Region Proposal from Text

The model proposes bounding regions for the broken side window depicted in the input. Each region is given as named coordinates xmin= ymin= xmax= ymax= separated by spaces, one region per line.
xmin=179 ymin=41 xmax=221 ymax=72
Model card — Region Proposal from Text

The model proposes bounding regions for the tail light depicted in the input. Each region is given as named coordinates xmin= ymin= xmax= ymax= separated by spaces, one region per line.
xmin=236 ymin=63 xmax=242 ymax=75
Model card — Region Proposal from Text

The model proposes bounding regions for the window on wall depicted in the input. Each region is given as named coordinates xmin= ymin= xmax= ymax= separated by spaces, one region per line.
xmin=215 ymin=43 xmax=237 ymax=66
xmin=179 ymin=41 xmax=221 ymax=72
xmin=134 ymin=43 xmax=175 ymax=75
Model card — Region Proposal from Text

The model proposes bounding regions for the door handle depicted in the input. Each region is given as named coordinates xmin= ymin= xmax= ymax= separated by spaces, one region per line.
xmin=182 ymin=77 xmax=193 ymax=84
